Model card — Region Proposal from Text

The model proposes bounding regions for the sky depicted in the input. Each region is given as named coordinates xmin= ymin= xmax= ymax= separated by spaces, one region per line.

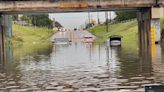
xmin=49 ymin=11 xmax=116 ymax=29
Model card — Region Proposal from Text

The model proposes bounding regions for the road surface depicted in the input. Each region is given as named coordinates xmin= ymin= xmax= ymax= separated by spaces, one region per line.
xmin=51 ymin=30 xmax=95 ymax=43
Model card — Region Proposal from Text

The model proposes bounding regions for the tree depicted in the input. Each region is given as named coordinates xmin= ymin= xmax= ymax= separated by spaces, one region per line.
xmin=12 ymin=15 xmax=19 ymax=21
xmin=20 ymin=14 xmax=53 ymax=28
xmin=54 ymin=21 xmax=62 ymax=28
xmin=20 ymin=15 xmax=31 ymax=23
xmin=114 ymin=11 xmax=137 ymax=22
xmin=31 ymin=14 xmax=53 ymax=28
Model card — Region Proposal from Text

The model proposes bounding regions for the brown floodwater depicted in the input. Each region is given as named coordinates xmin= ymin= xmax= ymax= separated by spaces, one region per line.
xmin=0 ymin=31 xmax=164 ymax=92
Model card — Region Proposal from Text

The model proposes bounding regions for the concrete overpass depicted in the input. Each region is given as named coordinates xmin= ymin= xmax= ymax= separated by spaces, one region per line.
xmin=0 ymin=0 xmax=163 ymax=63
xmin=0 ymin=0 xmax=161 ymax=13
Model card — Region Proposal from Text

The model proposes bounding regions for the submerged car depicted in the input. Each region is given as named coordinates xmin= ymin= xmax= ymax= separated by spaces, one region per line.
xmin=53 ymin=38 xmax=71 ymax=45
xmin=107 ymin=35 xmax=122 ymax=46
xmin=83 ymin=35 xmax=94 ymax=43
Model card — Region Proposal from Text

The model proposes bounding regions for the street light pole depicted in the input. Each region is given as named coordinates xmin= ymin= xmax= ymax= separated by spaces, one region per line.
xmin=109 ymin=12 xmax=112 ymax=23
xmin=97 ymin=12 xmax=100 ymax=24
xmin=105 ymin=12 xmax=109 ymax=32
xmin=53 ymin=18 xmax=55 ymax=27
xmin=88 ymin=12 xmax=91 ymax=28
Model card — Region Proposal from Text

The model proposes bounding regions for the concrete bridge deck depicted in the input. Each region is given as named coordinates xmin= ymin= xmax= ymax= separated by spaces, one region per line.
xmin=0 ymin=0 xmax=160 ymax=13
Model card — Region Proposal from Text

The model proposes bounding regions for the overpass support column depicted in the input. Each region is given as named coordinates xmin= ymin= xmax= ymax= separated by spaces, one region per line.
xmin=0 ymin=15 xmax=12 ymax=65
xmin=137 ymin=7 xmax=161 ymax=62
xmin=137 ymin=8 xmax=152 ymax=64
xmin=138 ymin=8 xmax=154 ymax=71
xmin=0 ymin=14 xmax=5 ymax=64
xmin=137 ymin=8 xmax=152 ymax=60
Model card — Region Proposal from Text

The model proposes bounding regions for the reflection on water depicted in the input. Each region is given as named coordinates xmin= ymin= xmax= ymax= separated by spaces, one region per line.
xmin=0 ymin=37 xmax=164 ymax=91
xmin=106 ymin=46 xmax=120 ymax=78
xmin=152 ymin=44 xmax=164 ymax=84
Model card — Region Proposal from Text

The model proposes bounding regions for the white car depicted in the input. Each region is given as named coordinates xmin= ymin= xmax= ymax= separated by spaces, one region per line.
xmin=53 ymin=38 xmax=70 ymax=45
xmin=83 ymin=35 xmax=94 ymax=43
xmin=108 ymin=35 xmax=122 ymax=46
xmin=59 ymin=28 xmax=66 ymax=32
xmin=110 ymin=40 xmax=121 ymax=46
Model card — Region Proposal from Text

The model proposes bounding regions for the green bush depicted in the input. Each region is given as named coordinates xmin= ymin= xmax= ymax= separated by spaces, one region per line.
xmin=160 ymin=17 xmax=164 ymax=38
xmin=16 ymin=37 xmax=24 ymax=42
xmin=161 ymin=28 xmax=164 ymax=38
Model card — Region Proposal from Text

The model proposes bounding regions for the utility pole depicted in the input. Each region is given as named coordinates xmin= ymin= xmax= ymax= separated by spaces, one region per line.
xmin=105 ymin=11 xmax=109 ymax=32
xmin=32 ymin=15 xmax=35 ymax=27
xmin=109 ymin=12 xmax=112 ymax=23
xmin=97 ymin=12 xmax=100 ymax=24
xmin=88 ymin=12 xmax=91 ymax=28
xmin=163 ymin=8 xmax=164 ymax=16
xmin=53 ymin=18 xmax=55 ymax=27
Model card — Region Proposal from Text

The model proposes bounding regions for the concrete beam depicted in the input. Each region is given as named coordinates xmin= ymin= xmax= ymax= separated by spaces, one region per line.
xmin=151 ymin=7 xmax=161 ymax=19
xmin=0 ymin=0 xmax=156 ymax=13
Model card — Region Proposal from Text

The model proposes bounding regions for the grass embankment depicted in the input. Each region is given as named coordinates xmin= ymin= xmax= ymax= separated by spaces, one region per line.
xmin=90 ymin=20 xmax=138 ymax=53
xmin=12 ymin=24 xmax=55 ymax=60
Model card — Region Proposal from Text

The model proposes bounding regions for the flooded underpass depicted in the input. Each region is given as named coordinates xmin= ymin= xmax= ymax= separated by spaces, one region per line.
xmin=0 ymin=30 xmax=164 ymax=92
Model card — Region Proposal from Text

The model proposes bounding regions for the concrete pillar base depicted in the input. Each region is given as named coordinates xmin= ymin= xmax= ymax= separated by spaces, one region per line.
xmin=0 ymin=14 xmax=5 ymax=65
xmin=137 ymin=8 xmax=152 ymax=62
xmin=0 ymin=15 xmax=12 ymax=65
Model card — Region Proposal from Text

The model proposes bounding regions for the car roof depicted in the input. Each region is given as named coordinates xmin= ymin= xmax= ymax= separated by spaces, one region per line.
xmin=84 ymin=35 xmax=92 ymax=37
xmin=109 ymin=35 xmax=123 ymax=38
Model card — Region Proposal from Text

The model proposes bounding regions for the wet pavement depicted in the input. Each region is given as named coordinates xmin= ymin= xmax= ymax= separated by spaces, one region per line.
xmin=0 ymin=30 xmax=164 ymax=92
